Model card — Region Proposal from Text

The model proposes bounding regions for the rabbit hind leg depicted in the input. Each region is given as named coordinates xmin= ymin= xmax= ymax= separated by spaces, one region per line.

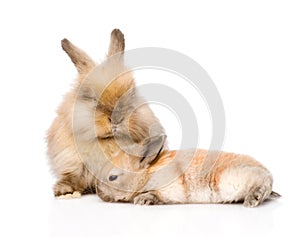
xmin=243 ymin=185 xmax=272 ymax=207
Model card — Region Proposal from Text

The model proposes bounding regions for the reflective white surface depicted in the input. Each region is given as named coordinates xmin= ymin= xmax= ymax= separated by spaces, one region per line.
xmin=47 ymin=195 xmax=294 ymax=237
xmin=25 ymin=194 xmax=296 ymax=237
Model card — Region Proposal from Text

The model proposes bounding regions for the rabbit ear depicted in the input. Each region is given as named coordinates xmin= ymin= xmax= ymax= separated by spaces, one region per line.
xmin=107 ymin=29 xmax=125 ymax=57
xmin=61 ymin=38 xmax=96 ymax=75
xmin=139 ymin=135 xmax=166 ymax=169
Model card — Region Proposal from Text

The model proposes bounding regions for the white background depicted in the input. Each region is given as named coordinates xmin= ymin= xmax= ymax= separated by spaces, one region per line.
xmin=0 ymin=0 xmax=299 ymax=236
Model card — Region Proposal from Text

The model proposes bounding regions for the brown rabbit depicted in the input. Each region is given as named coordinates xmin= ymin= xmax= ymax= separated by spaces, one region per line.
xmin=96 ymin=135 xmax=280 ymax=207
xmin=47 ymin=29 xmax=166 ymax=198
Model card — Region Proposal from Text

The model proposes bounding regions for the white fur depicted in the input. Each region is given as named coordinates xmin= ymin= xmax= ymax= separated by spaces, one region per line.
xmin=157 ymin=179 xmax=187 ymax=203
xmin=218 ymin=166 xmax=273 ymax=203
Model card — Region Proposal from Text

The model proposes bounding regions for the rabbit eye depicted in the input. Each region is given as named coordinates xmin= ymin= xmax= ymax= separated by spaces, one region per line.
xmin=108 ymin=175 xmax=118 ymax=181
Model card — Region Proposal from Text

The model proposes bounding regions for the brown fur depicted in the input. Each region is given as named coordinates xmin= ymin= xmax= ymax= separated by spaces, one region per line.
xmin=61 ymin=38 xmax=96 ymax=77
xmin=96 ymin=135 xmax=279 ymax=207
xmin=47 ymin=29 xmax=166 ymax=197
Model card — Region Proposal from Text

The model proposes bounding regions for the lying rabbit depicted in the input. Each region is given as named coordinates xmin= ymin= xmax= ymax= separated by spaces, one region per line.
xmin=96 ymin=135 xmax=280 ymax=207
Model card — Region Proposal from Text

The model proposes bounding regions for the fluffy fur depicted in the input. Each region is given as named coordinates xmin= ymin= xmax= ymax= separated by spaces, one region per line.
xmin=47 ymin=29 xmax=166 ymax=197
xmin=96 ymin=135 xmax=280 ymax=207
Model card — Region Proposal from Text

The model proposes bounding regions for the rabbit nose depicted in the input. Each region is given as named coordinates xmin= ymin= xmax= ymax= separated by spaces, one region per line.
xmin=112 ymin=124 xmax=118 ymax=132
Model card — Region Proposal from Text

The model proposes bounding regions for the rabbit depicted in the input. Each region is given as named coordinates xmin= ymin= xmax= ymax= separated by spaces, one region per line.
xmin=96 ymin=135 xmax=280 ymax=207
xmin=47 ymin=29 xmax=166 ymax=198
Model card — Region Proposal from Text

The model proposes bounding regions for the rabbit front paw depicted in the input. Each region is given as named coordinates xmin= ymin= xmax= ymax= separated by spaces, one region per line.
xmin=53 ymin=179 xmax=82 ymax=198
xmin=133 ymin=192 xmax=161 ymax=205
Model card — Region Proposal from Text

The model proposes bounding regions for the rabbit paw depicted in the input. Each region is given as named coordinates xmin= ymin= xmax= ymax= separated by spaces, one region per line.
xmin=56 ymin=191 xmax=82 ymax=199
xmin=243 ymin=186 xmax=270 ymax=207
xmin=54 ymin=180 xmax=81 ymax=198
xmin=133 ymin=192 xmax=161 ymax=205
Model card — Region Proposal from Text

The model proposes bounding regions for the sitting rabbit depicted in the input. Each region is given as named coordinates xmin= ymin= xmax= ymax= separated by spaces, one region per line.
xmin=47 ymin=29 xmax=166 ymax=198
xmin=96 ymin=135 xmax=280 ymax=207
